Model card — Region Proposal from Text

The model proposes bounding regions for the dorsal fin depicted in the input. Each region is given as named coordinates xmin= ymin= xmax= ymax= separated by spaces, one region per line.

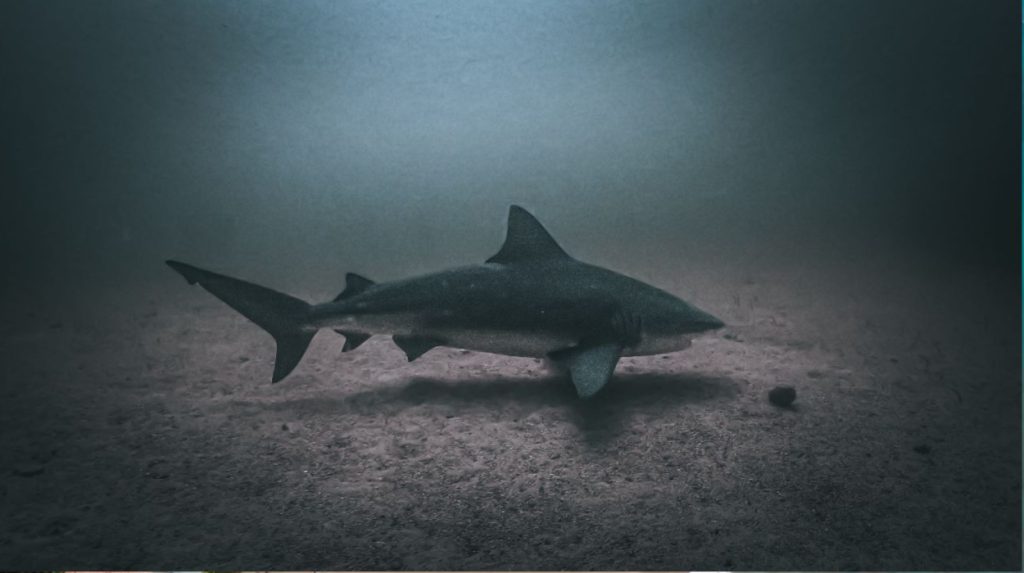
xmin=486 ymin=205 xmax=571 ymax=264
xmin=334 ymin=273 xmax=375 ymax=302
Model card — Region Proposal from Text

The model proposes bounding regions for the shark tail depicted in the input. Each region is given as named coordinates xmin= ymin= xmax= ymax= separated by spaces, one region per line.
xmin=166 ymin=260 xmax=315 ymax=383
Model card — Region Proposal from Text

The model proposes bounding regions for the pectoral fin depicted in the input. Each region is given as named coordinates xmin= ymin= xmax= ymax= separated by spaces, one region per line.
xmin=549 ymin=342 xmax=623 ymax=398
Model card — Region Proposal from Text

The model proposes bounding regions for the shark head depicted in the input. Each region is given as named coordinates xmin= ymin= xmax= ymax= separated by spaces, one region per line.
xmin=624 ymin=283 xmax=725 ymax=354
xmin=651 ymin=296 xmax=725 ymax=335
xmin=488 ymin=205 xmax=725 ymax=357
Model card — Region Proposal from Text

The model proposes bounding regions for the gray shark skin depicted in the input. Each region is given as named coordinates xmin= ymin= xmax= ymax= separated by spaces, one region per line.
xmin=166 ymin=205 xmax=724 ymax=398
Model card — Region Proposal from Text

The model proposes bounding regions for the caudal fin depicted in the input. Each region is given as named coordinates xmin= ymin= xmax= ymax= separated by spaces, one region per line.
xmin=166 ymin=260 xmax=315 ymax=383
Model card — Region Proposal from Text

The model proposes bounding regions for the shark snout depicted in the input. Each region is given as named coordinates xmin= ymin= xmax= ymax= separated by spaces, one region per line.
xmin=703 ymin=316 xmax=725 ymax=330
xmin=691 ymin=309 xmax=725 ymax=332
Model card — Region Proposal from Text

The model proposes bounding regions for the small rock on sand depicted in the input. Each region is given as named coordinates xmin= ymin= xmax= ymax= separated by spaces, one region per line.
xmin=769 ymin=386 xmax=797 ymax=407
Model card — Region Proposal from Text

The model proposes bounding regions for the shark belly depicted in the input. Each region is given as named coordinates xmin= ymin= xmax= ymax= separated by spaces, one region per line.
xmin=313 ymin=312 xmax=572 ymax=357
xmin=316 ymin=310 xmax=695 ymax=359
xmin=314 ymin=312 xmax=420 ymax=336
xmin=623 ymin=336 xmax=692 ymax=357
xmin=437 ymin=328 xmax=576 ymax=358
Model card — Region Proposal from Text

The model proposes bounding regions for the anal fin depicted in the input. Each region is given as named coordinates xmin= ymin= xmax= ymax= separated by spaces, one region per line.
xmin=334 ymin=330 xmax=371 ymax=352
xmin=548 ymin=342 xmax=622 ymax=398
xmin=393 ymin=335 xmax=444 ymax=362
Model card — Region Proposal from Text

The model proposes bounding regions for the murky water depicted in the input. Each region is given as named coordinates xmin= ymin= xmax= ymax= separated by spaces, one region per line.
xmin=1 ymin=1 xmax=1018 ymax=569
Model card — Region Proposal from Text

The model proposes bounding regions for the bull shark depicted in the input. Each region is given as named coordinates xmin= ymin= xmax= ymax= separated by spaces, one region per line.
xmin=166 ymin=205 xmax=724 ymax=398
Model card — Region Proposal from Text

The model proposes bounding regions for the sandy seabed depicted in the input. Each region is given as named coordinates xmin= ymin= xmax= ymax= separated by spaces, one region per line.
xmin=1 ymin=255 xmax=1019 ymax=570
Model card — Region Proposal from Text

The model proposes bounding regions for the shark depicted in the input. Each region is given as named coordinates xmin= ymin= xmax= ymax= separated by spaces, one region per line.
xmin=166 ymin=205 xmax=724 ymax=398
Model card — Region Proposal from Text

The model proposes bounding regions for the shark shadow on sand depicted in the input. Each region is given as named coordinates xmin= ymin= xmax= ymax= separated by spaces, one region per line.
xmin=273 ymin=371 xmax=740 ymax=446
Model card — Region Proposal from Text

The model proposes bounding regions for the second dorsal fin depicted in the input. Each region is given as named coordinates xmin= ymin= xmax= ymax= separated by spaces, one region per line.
xmin=334 ymin=273 xmax=375 ymax=302
xmin=486 ymin=205 xmax=571 ymax=264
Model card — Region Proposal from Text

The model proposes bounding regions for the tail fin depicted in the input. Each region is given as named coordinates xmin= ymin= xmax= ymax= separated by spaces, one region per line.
xmin=166 ymin=260 xmax=315 ymax=383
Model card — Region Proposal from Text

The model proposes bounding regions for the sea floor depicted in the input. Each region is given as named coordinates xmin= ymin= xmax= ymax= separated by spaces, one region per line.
xmin=1 ymin=254 xmax=1019 ymax=570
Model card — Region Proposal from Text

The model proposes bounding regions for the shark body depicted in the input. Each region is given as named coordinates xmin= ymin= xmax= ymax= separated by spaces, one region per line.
xmin=167 ymin=206 xmax=723 ymax=397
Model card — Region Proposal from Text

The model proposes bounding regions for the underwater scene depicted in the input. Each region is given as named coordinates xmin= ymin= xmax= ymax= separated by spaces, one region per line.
xmin=2 ymin=1 xmax=1019 ymax=570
